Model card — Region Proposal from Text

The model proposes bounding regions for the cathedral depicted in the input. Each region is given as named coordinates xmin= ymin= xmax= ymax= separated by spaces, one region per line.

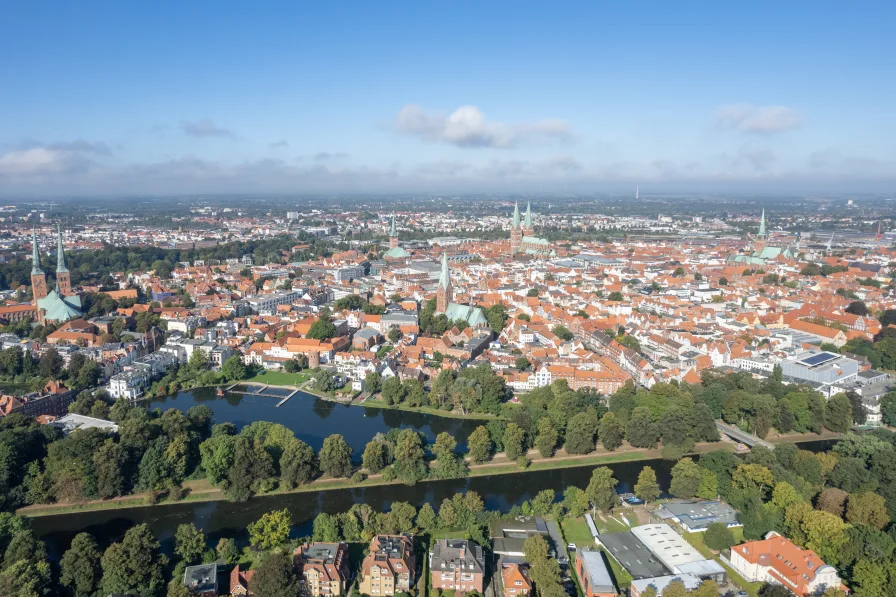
xmin=32 ymin=226 xmax=82 ymax=324
xmin=383 ymin=213 xmax=411 ymax=260
xmin=435 ymin=252 xmax=487 ymax=327
xmin=509 ymin=202 xmax=553 ymax=257
xmin=727 ymin=209 xmax=796 ymax=266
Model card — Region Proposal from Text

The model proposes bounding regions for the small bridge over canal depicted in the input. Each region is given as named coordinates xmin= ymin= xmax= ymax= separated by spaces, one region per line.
xmin=716 ymin=421 xmax=775 ymax=450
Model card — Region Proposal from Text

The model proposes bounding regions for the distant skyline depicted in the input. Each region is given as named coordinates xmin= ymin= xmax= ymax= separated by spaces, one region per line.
xmin=1 ymin=1 xmax=894 ymax=195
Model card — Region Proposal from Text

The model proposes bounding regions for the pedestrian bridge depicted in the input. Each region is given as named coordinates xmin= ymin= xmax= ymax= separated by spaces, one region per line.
xmin=715 ymin=421 xmax=775 ymax=450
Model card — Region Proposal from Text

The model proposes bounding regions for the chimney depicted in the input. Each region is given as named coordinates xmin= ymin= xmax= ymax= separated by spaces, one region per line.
xmin=459 ymin=547 xmax=465 ymax=558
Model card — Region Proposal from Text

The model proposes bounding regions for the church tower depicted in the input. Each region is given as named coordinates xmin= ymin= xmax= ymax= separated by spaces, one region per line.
xmin=436 ymin=252 xmax=452 ymax=313
xmin=389 ymin=213 xmax=399 ymax=249
xmin=523 ymin=202 xmax=533 ymax=236
xmin=55 ymin=225 xmax=71 ymax=296
xmin=30 ymin=228 xmax=48 ymax=301
xmin=753 ymin=208 xmax=767 ymax=253
xmin=510 ymin=202 xmax=522 ymax=255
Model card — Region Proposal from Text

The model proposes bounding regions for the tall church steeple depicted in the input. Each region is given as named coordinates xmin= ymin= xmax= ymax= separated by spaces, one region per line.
xmin=30 ymin=228 xmax=48 ymax=301
xmin=389 ymin=213 xmax=399 ymax=249
xmin=510 ymin=202 xmax=522 ymax=255
xmin=55 ymin=225 xmax=71 ymax=296
xmin=523 ymin=202 xmax=533 ymax=235
xmin=436 ymin=252 xmax=452 ymax=313
xmin=758 ymin=209 xmax=767 ymax=237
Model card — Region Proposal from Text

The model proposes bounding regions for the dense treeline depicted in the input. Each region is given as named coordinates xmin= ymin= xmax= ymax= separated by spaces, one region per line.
xmin=0 ymin=233 xmax=329 ymax=290
xmin=660 ymin=429 xmax=896 ymax=597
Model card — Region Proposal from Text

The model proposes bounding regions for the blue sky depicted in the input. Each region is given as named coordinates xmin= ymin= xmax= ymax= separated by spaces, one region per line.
xmin=1 ymin=1 xmax=893 ymax=195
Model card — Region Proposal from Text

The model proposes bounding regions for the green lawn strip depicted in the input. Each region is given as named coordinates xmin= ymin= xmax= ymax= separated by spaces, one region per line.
xmin=243 ymin=370 xmax=310 ymax=386
xmin=559 ymin=517 xmax=596 ymax=549
xmin=598 ymin=546 xmax=633 ymax=591
xmin=360 ymin=398 xmax=499 ymax=421
xmin=468 ymin=450 xmax=652 ymax=478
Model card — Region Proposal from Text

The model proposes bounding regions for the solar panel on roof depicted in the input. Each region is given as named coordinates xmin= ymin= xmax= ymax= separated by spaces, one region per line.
xmin=801 ymin=352 xmax=838 ymax=367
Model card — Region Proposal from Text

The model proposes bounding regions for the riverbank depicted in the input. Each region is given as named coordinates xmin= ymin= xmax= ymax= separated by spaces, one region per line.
xmin=359 ymin=397 xmax=500 ymax=420
xmin=18 ymin=432 xmax=835 ymax=518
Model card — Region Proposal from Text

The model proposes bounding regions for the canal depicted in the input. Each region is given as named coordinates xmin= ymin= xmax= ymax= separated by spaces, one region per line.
xmin=29 ymin=387 xmax=837 ymax=557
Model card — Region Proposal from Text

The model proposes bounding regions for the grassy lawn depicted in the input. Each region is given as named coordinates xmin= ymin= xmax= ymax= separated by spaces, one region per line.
xmin=243 ymin=370 xmax=310 ymax=386
xmin=361 ymin=398 xmax=499 ymax=421
xmin=560 ymin=517 xmax=596 ymax=549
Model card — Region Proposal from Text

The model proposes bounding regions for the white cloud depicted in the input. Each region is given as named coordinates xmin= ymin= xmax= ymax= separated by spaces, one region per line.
xmin=394 ymin=104 xmax=573 ymax=148
xmin=180 ymin=119 xmax=236 ymax=138
xmin=314 ymin=152 xmax=347 ymax=161
xmin=715 ymin=104 xmax=802 ymax=133
xmin=269 ymin=139 xmax=289 ymax=148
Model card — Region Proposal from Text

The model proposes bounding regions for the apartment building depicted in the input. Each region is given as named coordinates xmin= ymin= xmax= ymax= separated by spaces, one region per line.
xmin=359 ymin=535 xmax=416 ymax=596
xmin=295 ymin=542 xmax=350 ymax=597
xmin=430 ymin=539 xmax=485 ymax=594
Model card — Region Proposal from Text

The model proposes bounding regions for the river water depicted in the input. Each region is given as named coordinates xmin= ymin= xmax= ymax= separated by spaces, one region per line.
xmin=30 ymin=388 xmax=836 ymax=556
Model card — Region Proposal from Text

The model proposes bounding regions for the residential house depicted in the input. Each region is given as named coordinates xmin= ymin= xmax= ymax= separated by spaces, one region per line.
xmin=359 ymin=535 xmax=416 ymax=596
xmin=430 ymin=539 xmax=485 ymax=594
xmin=295 ymin=542 xmax=350 ymax=597
xmin=502 ymin=563 xmax=533 ymax=597
xmin=575 ymin=551 xmax=617 ymax=597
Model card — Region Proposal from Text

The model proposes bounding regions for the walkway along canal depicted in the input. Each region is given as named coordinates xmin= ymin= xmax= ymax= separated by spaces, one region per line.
xmin=30 ymin=438 xmax=835 ymax=558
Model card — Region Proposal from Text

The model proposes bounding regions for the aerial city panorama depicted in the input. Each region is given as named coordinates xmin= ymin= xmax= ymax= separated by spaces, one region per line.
xmin=0 ymin=2 xmax=894 ymax=597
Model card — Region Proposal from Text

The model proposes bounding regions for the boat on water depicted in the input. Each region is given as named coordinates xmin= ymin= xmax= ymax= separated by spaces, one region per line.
xmin=216 ymin=387 xmax=225 ymax=397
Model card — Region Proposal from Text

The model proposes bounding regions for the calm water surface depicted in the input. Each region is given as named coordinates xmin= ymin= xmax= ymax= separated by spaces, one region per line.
xmin=32 ymin=386 xmax=837 ymax=557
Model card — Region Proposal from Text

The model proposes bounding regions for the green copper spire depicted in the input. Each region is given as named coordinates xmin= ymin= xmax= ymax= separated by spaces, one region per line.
xmin=31 ymin=228 xmax=43 ymax=275
xmin=56 ymin=224 xmax=68 ymax=273
xmin=524 ymin=202 xmax=532 ymax=229
xmin=390 ymin=213 xmax=396 ymax=237
xmin=512 ymin=201 xmax=520 ymax=229
xmin=758 ymin=208 xmax=766 ymax=237
xmin=439 ymin=252 xmax=450 ymax=288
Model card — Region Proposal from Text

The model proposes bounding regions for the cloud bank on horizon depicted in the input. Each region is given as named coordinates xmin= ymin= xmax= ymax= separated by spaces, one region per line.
xmin=0 ymin=2 xmax=893 ymax=195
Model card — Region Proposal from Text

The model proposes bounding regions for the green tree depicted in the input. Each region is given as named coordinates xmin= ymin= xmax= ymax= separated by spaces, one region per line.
xmin=634 ymin=466 xmax=660 ymax=503
xmin=535 ymin=416 xmax=558 ymax=457
xmin=188 ymin=348 xmax=208 ymax=370
xmin=307 ymin=318 xmax=338 ymax=340
xmin=598 ymin=412 xmax=625 ymax=451
xmin=551 ymin=325 xmax=573 ymax=341
xmin=562 ymin=486 xmax=589 ymax=518
xmin=660 ymin=580 xmax=687 ymax=597
xmin=381 ymin=376 xmax=405 ymax=405
xmin=280 ymin=438 xmax=318 ymax=488
xmin=221 ymin=356 xmax=247 ymax=381
xmin=704 ymin=522 xmax=735 ymax=551
xmin=669 ymin=458 xmax=701 ymax=498
xmin=585 ymin=466 xmax=618 ymax=512
xmin=174 ymin=523 xmax=206 ymax=565
xmin=319 ymin=434 xmax=353 ymax=478
xmin=417 ymin=502 xmax=438 ymax=531
xmin=364 ymin=371 xmax=382 ymax=393
xmin=846 ymin=492 xmax=890 ymax=529
xmin=625 ymin=407 xmax=658 ymax=448
xmin=312 ymin=512 xmax=341 ymax=542
xmin=0 ymin=560 xmax=51 ymax=597
xmin=363 ymin=437 xmax=389 ymax=474
xmin=101 ymin=524 xmax=168 ymax=597
xmin=250 ymin=552 xmax=302 ymax=597
xmin=94 ymin=439 xmax=126 ymax=499
xmin=825 ymin=393 xmax=853 ymax=433
xmin=502 ymin=423 xmax=526 ymax=460
xmin=565 ymin=411 xmax=598 ymax=454
xmin=216 ymin=537 xmax=240 ymax=564
xmin=60 ymin=532 xmax=102 ymax=597
xmin=248 ymin=509 xmax=292 ymax=549
xmin=468 ymin=426 xmax=492 ymax=463
xmin=393 ymin=429 xmax=427 ymax=485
